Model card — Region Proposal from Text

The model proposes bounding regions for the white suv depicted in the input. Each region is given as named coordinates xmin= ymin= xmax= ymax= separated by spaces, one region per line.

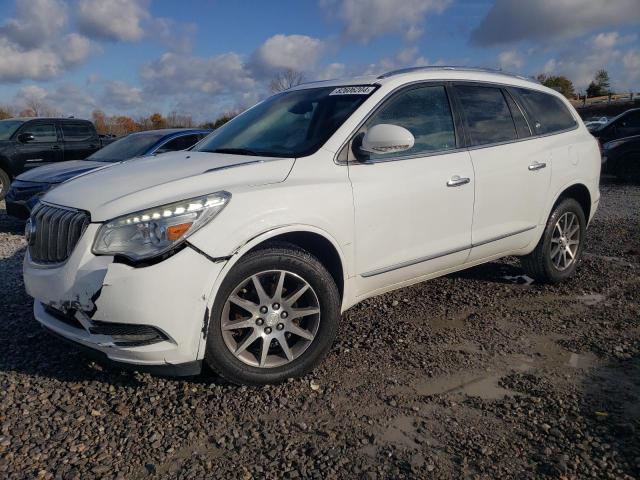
xmin=23 ymin=67 xmax=601 ymax=385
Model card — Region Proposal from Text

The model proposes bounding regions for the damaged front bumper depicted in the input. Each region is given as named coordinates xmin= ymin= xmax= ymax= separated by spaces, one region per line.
xmin=23 ymin=224 xmax=227 ymax=374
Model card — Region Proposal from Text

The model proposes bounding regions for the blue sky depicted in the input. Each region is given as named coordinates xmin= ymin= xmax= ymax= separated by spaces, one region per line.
xmin=0 ymin=0 xmax=639 ymax=122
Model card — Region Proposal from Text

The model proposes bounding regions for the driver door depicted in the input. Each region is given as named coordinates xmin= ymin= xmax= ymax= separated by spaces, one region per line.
xmin=16 ymin=121 xmax=63 ymax=171
xmin=347 ymin=83 xmax=474 ymax=296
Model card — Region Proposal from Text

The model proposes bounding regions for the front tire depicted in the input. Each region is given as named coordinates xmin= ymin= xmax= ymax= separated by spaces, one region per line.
xmin=520 ymin=198 xmax=586 ymax=284
xmin=204 ymin=244 xmax=340 ymax=385
xmin=0 ymin=168 xmax=10 ymax=200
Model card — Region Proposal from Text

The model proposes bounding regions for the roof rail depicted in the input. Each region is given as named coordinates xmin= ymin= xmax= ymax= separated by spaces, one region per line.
xmin=377 ymin=66 xmax=538 ymax=83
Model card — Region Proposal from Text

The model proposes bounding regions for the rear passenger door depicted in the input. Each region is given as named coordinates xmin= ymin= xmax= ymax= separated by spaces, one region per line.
xmin=61 ymin=121 xmax=99 ymax=160
xmin=453 ymin=83 xmax=551 ymax=262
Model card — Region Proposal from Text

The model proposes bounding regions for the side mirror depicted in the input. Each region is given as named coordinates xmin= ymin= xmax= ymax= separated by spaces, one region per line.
xmin=359 ymin=124 xmax=415 ymax=155
xmin=18 ymin=132 xmax=35 ymax=143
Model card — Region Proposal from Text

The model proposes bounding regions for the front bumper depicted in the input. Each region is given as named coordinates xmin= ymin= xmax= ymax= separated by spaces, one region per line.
xmin=24 ymin=226 xmax=227 ymax=371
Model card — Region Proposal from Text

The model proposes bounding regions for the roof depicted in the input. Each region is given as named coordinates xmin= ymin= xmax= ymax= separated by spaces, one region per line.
xmin=291 ymin=65 xmax=544 ymax=92
xmin=0 ymin=117 xmax=94 ymax=122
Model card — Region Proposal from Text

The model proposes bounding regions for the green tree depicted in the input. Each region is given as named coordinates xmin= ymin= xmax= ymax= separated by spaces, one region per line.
xmin=536 ymin=74 xmax=576 ymax=99
xmin=586 ymin=69 xmax=611 ymax=97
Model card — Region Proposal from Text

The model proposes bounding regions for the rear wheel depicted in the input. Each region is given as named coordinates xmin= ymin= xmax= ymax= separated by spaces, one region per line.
xmin=0 ymin=168 xmax=9 ymax=200
xmin=204 ymin=244 xmax=340 ymax=385
xmin=520 ymin=198 xmax=586 ymax=283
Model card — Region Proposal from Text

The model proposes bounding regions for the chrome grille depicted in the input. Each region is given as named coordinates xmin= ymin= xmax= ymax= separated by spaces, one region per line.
xmin=29 ymin=203 xmax=90 ymax=264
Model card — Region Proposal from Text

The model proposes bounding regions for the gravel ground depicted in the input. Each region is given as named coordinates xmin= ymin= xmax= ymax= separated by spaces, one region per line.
xmin=0 ymin=181 xmax=639 ymax=479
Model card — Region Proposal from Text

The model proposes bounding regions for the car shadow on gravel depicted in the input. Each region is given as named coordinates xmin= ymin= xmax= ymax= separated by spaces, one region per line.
xmin=449 ymin=259 xmax=534 ymax=285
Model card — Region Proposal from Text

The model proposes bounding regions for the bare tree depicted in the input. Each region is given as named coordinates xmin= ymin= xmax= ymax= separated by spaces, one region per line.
xmin=269 ymin=69 xmax=305 ymax=93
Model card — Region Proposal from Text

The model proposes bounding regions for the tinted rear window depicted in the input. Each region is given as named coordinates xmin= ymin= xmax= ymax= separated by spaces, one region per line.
xmin=514 ymin=88 xmax=576 ymax=134
xmin=455 ymin=85 xmax=517 ymax=146
xmin=62 ymin=122 xmax=94 ymax=141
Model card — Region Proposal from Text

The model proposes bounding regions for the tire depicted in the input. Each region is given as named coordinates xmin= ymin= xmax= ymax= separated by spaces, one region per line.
xmin=520 ymin=198 xmax=586 ymax=284
xmin=616 ymin=154 xmax=640 ymax=184
xmin=0 ymin=168 xmax=9 ymax=201
xmin=204 ymin=243 xmax=341 ymax=385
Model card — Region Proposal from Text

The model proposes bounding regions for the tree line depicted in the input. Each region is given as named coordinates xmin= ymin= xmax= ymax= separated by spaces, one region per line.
xmin=536 ymin=69 xmax=621 ymax=100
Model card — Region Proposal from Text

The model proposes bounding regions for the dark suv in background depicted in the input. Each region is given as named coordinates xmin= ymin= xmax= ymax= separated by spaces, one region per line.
xmin=0 ymin=118 xmax=113 ymax=199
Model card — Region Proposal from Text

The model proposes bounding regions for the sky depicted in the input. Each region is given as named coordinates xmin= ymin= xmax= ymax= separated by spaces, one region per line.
xmin=0 ymin=0 xmax=639 ymax=122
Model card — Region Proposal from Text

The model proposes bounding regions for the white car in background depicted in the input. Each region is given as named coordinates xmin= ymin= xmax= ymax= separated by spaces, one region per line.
xmin=23 ymin=67 xmax=601 ymax=385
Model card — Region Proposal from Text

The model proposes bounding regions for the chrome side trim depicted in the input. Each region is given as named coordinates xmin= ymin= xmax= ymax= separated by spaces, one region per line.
xmin=203 ymin=159 xmax=265 ymax=174
xmin=471 ymin=225 xmax=536 ymax=248
xmin=361 ymin=244 xmax=470 ymax=278
xmin=360 ymin=225 xmax=537 ymax=278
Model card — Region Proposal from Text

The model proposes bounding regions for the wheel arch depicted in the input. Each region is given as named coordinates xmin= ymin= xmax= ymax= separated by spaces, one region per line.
xmin=553 ymin=182 xmax=592 ymax=221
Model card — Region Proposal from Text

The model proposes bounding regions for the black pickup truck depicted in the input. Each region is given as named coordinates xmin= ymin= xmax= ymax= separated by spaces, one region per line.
xmin=0 ymin=117 xmax=115 ymax=199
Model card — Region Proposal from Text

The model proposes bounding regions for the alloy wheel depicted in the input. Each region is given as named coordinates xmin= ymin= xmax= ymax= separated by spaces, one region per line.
xmin=221 ymin=270 xmax=321 ymax=368
xmin=550 ymin=211 xmax=580 ymax=271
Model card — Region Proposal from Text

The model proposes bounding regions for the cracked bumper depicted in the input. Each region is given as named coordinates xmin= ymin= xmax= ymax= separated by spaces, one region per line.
xmin=24 ymin=226 xmax=227 ymax=370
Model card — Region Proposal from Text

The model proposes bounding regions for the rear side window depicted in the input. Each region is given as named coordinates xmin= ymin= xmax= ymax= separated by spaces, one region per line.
xmin=455 ymin=85 xmax=517 ymax=146
xmin=514 ymin=88 xmax=576 ymax=134
xmin=360 ymin=84 xmax=456 ymax=159
xmin=62 ymin=123 xmax=94 ymax=141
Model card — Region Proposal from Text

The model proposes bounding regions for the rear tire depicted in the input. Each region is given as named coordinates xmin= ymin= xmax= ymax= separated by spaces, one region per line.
xmin=0 ymin=168 xmax=9 ymax=201
xmin=204 ymin=243 xmax=341 ymax=386
xmin=520 ymin=198 xmax=586 ymax=284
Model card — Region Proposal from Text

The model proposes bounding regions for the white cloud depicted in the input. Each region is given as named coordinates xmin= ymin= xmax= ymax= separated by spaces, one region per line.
xmin=13 ymin=83 xmax=97 ymax=117
xmin=0 ymin=0 xmax=67 ymax=48
xmin=320 ymin=0 xmax=450 ymax=43
xmin=60 ymin=33 xmax=92 ymax=65
xmin=498 ymin=50 xmax=524 ymax=71
xmin=471 ymin=0 xmax=640 ymax=46
xmin=78 ymin=0 xmax=149 ymax=42
xmin=102 ymin=81 xmax=143 ymax=109
xmin=253 ymin=34 xmax=325 ymax=72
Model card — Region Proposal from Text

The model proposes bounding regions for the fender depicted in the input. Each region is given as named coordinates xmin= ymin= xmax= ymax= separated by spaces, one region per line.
xmin=193 ymin=224 xmax=353 ymax=360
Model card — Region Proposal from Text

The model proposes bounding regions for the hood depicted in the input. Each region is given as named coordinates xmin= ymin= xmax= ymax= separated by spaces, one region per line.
xmin=43 ymin=151 xmax=295 ymax=222
xmin=16 ymin=160 xmax=109 ymax=183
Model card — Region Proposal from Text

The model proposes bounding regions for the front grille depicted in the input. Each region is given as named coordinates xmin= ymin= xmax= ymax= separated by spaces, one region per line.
xmin=29 ymin=203 xmax=90 ymax=264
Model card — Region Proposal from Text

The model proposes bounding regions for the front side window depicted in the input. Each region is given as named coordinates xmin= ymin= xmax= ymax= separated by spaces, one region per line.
xmin=25 ymin=124 xmax=57 ymax=143
xmin=0 ymin=120 xmax=24 ymax=140
xmin=515 ymin=88 xmax=576 ymax=134
xmin=195 ymin=86 xmax=374 ymax=158
xmin=87 ymin=133 xmax=165 ymax=162
xmin=62 ymin=123 xmax=94 ymax=141
xmin=156 ymin=134 xmax=200 ymax=154
xmin=358 ymin=85 xmax=456 ymax=160
xmin=456 ymin=85 xmax=517 ymax=146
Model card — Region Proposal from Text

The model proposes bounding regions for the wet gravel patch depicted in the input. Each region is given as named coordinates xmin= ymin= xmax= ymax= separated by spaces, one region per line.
xmin=1 ymin=182 xmax=639 ymax=479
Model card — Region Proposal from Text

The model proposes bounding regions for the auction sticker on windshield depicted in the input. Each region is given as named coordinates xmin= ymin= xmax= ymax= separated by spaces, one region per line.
xmin=330 ymin=86 xmax=376 ymax=95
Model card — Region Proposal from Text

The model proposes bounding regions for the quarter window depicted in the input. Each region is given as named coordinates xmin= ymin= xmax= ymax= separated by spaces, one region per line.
xmin=514 ymin=88 xmax=576 ymax=134
xmin=62 ymin=123 xmax=94 ymax=141
xmin=359 ymin=85 xmax=456 ymax=159
xmin=26 ymin=124 xmax=57 ymax=143
xmin=455 ymin=85 xmax=517 ymax=146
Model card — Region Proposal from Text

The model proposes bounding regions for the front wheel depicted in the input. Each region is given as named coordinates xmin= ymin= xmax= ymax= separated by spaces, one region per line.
xmin=520 ymin=198 xmax=586 ymax=284
xmin=204 ymin=244 xmax=340 ymax=385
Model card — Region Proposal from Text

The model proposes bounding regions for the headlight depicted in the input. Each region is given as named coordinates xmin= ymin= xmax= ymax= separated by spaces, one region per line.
xmin=92 ymin=192 xmax=230 ymax=260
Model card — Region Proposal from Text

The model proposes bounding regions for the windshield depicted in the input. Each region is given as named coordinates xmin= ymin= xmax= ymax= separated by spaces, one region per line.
xmin=195 ymin=86 xmax=376 ymax=157
xmin=87 ymin=132 xmax=165 ymax=162
xmin=0 ymin=120 xmax=24 ymax=141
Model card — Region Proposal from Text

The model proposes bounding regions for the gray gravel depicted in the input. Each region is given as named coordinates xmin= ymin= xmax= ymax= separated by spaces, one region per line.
xmin=0 ymin=181 xmax=639 ymax=479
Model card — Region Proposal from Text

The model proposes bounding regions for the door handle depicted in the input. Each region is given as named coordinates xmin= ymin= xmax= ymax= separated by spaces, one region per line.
xmin=51 ymin=145 xmax=61 ymax=150
xmin=447 ymin=175 xmax=470 ymax=187
xmin=528 ymin=161 xmax=546 ymax=171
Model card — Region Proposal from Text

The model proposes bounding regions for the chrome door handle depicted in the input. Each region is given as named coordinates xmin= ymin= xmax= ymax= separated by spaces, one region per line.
xmin=447 ymin=175 xmax=470 ymax=187
xmin=528 ymin=161 xmax=546 ymax=171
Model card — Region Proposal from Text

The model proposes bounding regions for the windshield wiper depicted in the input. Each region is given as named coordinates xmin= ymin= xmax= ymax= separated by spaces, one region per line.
xmin=208 ymin=147 xmax=268 ymax=156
